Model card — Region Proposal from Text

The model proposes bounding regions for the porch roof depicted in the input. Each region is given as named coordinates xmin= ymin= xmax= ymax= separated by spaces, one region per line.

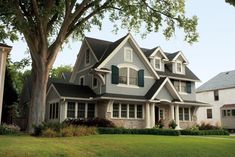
xmin=221 ymin=104 xmax=235 ymax=108
xmin=98 ymin=93 xmax=147 ymax=102
xmin=173 ymin=100 xmax=211 ymax=107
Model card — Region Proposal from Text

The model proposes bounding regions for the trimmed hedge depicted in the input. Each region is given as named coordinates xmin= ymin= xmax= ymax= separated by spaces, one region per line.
xmin=97 ymin=128 xmax=180 ymax=136
xmin=180 ymin=129 xmax=230 ymax=136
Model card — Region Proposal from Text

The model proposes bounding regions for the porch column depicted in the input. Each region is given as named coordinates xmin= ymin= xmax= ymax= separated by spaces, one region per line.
xmin=175 ymin=104 xmax=181 ymax=130
xmin=145 ymin=102 xmax=150 ymax=128
xmin=150 ymin=103 xmax=155 ymax=128
xmin=170 ymin=104 xmax=175 ymax=120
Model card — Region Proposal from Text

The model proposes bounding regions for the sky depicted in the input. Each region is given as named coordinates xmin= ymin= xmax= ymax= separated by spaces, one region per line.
xmin=7 ymin=0 xmax=235 ymax=87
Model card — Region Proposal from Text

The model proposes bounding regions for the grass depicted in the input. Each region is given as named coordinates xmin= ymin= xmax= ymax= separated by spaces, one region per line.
xmin=0 ymin=135 xmax=235 ymax=157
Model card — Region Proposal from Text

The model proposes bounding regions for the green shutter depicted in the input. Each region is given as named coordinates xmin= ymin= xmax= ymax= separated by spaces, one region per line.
xmin=138 ymin=69 xmax=144 ymax=87
xmin=111 ymin=65 xmax=119 ymax=84
xmin=186 ymin=81 xmax=191 ymax=93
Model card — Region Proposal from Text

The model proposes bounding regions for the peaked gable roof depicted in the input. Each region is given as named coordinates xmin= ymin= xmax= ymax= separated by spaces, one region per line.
xmin=197 ymin=70 xmax=235 ymax=93
xmin=0 ymin=43 xmax=12 ymax=48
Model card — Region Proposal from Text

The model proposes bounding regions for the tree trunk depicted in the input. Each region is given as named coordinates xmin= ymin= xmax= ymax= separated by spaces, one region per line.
xmin=27 ymin=59 xmax=50 ymax=133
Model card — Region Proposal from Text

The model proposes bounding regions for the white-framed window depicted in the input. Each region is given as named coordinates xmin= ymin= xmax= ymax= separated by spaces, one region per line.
xmin=179 ymin=107 xmax=191 ymax=121
xmin=176 ymin=61 xmax=182 ymax=73
xmin=79 ymin=76 xmax=85 ymax=86
xmin=124 ymin=47 xmax=133 ymax=62
xmin=92 ymin=76 xmax=98 ymax=88
xmin=173 ymin=80 xmax=191 ymax=94
xmin=49 ymin=102 xmax=59 ymax=119
xmin=159 ymin=108 xmax=165 ymax=120
xmin=119 ymin=67 xmax=138 ymax=86
xmin=181 ymin=81 xmax=187 ymax=93
xmin=112 ymin=103 xmax=143 ymax=119
xmin=85 ymin=49 xmax=90 ymax=66
xmin=67 ymin=102 xmax=76 ymax=118
xmin=154 ymin=58 xmax=161 ymax=70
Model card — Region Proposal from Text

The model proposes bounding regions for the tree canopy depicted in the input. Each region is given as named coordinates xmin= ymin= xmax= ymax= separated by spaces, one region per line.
xmin=226 ymin=0 xmax=235 ymax=7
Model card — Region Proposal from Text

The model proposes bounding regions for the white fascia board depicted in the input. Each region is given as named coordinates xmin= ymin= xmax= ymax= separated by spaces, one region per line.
xmin=172 ymin=51 xmax=189 ymax=64
xmin=150 ymin=46 xmax=169 ymax=61
xmin=159 ymin=75 xmax=201 ymax=82
xmin=84 ymin=38 xmax=99 ymax=62
xmin=46 ymin=84 xmax=61 ymax=98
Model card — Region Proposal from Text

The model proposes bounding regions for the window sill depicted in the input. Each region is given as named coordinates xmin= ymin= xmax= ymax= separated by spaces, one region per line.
xmin=117 ymin=84 xmax=139 ymax=88
xmin=111 ymin=117 xmax=144 ymax=120
xmin=179 ymin=92 xmax=189 ymax=95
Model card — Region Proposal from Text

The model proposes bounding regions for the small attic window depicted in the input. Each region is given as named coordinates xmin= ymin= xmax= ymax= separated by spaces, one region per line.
xmin=154 ymin=58 xmax=161 ymax=70
xmin=176 ymin=62 xmax=182 ymax=73
xmin=124 ymin=47 xmax=133 ymax=62
xmin=85 ymin=49 xmax=90 ymax=65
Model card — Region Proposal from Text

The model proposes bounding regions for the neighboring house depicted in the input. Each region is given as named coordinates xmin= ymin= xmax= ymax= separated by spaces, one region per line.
xmin=196 ymin=70 xmax=235 ymax=129
xmin=46 ymin=33 xmax=208 ymax=129
xmin=0 ymin=43 xmax=12 ymax=123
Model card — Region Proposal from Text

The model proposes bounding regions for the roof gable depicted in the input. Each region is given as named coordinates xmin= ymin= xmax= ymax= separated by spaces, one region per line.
xmin=171 ymin=51 xmax=189 ymax=64
xmin=149 ymin=47 xmax=169 ymax=60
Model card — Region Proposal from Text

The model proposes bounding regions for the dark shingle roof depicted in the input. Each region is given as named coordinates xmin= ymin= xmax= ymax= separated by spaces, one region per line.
xmin=0 ymin=43 xmax=12 ymax=48
xmin=141 ymin=47 xmax=158 ymax=57
xmin=197 ymin=70 xmax=235 ymax=92
xmin=53 ymin=82 xmax=96 ymax=98
xmin=99 ymin=93 xmax=146 ymax=100
xmin=145 ymin=77 xmax=166 ymax=99
xmin=157 ymin=65 xmax=200 ymax=81
xmin=165 ymin=52 xmax=179 ymax=61
xmin=61 ymin=72 xmax=72 ymax=81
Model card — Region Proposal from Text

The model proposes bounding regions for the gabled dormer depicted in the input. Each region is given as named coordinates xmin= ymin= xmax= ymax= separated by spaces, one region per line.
xmin=167 ymin=51 xmax=189 ymax=75
xmin=148 ymin=47 xmax=169 ymax=72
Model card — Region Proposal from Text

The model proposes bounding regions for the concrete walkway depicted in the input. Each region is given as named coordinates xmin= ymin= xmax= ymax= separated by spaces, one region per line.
xmin=181 ymin=135 xmax=235 ymax=141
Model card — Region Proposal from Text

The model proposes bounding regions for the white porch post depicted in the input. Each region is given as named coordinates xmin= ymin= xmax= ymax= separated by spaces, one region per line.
xmin=145 ymin=102 xmax=150 ymax=128
xmin=175 ymin=104 xmax=181 ymax=130
xmin=150 ymin=103 xmax=155 ymax=128
xmin=170 ymin=104 xmax=175 ymax=120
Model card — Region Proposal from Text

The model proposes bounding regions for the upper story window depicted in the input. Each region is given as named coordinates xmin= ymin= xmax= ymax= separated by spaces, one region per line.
xmin=173 ymin=80 xmax=191 ymax=94
xmin=176 ymin=61 xmax=182 ymax=73
xmin=79 ymin=76 xmax=85 ymax=86
xmin=154 ymin=58 xmax=161 ymax=70
xmin=124 ymin=47 xmax=133 ymax=62
xmin=119 ymin=67 xmax=138 ymax=86
xmin=92 ymin=77 xmax=98 ymax=88
xmin=85 ymin=49 xmax=90 ymax=65
xmin=214 ymin=90 xmax=219 ymax=101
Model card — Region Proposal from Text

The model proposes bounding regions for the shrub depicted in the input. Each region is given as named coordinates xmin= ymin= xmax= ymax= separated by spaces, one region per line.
xmin=168 ymin=120 xmax=177 ymax=129
xmin=97 ymin=128 xmax=180 ymax=136
xmin=42 ymin=128 xmax=57 ymax=137
xmin=154 ymin=119 xmax=164 ymax=129
xmin=63 ymin=118 xmax=115 ymax=128
xmin=197 ymin=122 xmax=221 ymax=130
xmin=33 ymin=122 xmax=66 ymax=136
xmin=0 ymin=124 xmax=20 ymax=135
xmin=180 ymin=129 xmax=229 ymax=136
xmin=61 ymin=126 xmax=74 ymax=137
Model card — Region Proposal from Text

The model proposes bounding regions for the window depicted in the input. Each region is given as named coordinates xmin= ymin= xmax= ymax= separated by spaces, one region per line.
xmin=112 ymin=103 xmax=143 ymax=119
xmin=173 ymin=80 xmax=191 ymax=93
xmin=227 ymin=110 xmax=231 ymax=116
xmin=113 ymin=103 xmax=119 ymax=118
xmin=93 ymin=77 xmax=98 ymax=88
xmin=124 ymin=47 xmax=133 ymax=62
xmin=87 ymin=103 xmax=95 ymax=118
xmin=214 ymin=90 xmax=219 ymax=101
xmin=179 ymin=107 xmax=191 ymax=121
xmin=181 ymin=81 xmax=187 ymax=93
xmin=174 ymin=80 xmax=180 ymax=92
xmin=121 ymin=104 xmax=127 ymax=118
xmin=49 ymin=102 xmax=59 ymax=119
xmin=129 ymin=104 xmax=135 ymax=118
xmin=119 ymin=67 xmax=138 ymax=86
xmin=77 ymin=103 xmax=85 ymax=118
xmin=129 ymin=68 xmax=138 ymax=85
xmin=154 ymin=58 xmax=161 ymax=70
xmin=67 ymin=102 xmax=75 ymax=118
xmin=176 ymin=62 xmax=182 ymax=73
xmin=137 ymin=105 xmax=143 ymax=118
xmin=159 ymin=109 xmax=165 ymax=119
xmin=85 ymin=49 xmax=90 ymax=65
xmin=207 ymin=109 xmax=213 ymax=119
xmin=232 ymin=110 xmax=235 ymax=116
xmin=222 ymin=110 xmax=227 ymax=117
xmin=119 ymin=68 xmax=128 ymax=84
xmin=79 ymin=76 xmax=85 ymax=86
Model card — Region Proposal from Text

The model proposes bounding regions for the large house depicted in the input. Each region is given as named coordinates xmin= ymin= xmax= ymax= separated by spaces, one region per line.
xmin=0 ymin=43 xmax=12 ymax=123
xmin=46 ymin=33 xmax=207 ymax=129
xmin=197 ymin=70 xmax=235 ymax=129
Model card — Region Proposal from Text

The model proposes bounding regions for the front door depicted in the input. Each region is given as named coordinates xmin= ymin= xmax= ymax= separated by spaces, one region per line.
xmin=155 ymin=106 xmax=159 ymax=125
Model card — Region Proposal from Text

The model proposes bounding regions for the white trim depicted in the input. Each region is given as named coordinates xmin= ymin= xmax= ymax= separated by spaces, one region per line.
xmin=149 ymin=47 xmax=169 ymax=61
xmin=176 ymin=61 xmax=183 ymax=74
xmin=94 ymin=68 xmax=111 ymax=73
xmin=117 ymin=63 xmax=139 ymax=71
xmin=46 ymin=84 xmax=61 ymax=98
xmin=117 ymin=84 xmax=139 ymax=88
xmin=97 ymin=34 xmax=160 ymax=79
xmin=84 ymin=48 xmax=91 ymax=66
xmin=179 ymin=107 xmax=191 ymax=122
xmin=99 ymin=96 xmax=147 ymax=102
xmin=151 ymin=77 xmax=183 ymax=102
xmin=124 ymin=47 xmax=133 ymax=62
xmin=153 ymin=57 xmax=162 ymax=71
xmin=144 ymin=76 xmax=154 ymax=79
xmin=76 ymin=64 xmax=94 ymax=74
xmin=159 ymin=108 xmax=165 ymax=120
xmin=118 ymin=66 xmax=139 ymax=86
xmin=79 ymin=75 xmax=85 ymax=85
xmin=61 ymin=97 xmax=94 ymax=101
xmin=172 ymin=51 xmax=189 ymax=64
xmin=160 ymin=75 xmax=200 ymax=82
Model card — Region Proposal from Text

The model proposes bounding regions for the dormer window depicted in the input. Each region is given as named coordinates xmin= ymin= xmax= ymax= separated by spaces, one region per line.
xmin=176 ymin=62 xmax=182 ymax=73
xmin=124 ymin=47 xmax=133 ymax=62
xmin=154 ymin=58 xmax=161 ymax=70
xmin=85 ymin=49 xmax=90 ymax=65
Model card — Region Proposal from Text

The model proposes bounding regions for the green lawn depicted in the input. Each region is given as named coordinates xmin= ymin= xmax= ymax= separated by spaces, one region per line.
xmin=0 ymin=135 xmax=235 ymax=157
